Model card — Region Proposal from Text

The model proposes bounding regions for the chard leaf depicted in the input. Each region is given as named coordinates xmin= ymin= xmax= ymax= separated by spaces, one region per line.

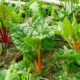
xmin=62 ymin=17 xmax=72 ymax=37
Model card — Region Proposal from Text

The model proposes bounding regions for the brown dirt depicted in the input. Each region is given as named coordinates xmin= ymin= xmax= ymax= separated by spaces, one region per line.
xmin=0 ymin=42 xmax=19 ymax=71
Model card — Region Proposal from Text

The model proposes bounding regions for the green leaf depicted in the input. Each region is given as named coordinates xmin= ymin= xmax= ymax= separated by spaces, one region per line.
xmin=10 ymin=23 xmax=31 ymax=53
xmin=0 ymin=70 xmax=7 ymax=80
xmin=3 ymin=20 xmax=12 ymax=28
xmin=0 ymin=4 xmax=12 ymax=21
xmin=72 ymin=14 xmax=78 ymax=29
xmin=62 ymin=17 xmax=72 ymax=37
xmin=53 ymin=52 xmax=60 ymax=62
xmin=24 ymin=37 xmax=40 ymax=48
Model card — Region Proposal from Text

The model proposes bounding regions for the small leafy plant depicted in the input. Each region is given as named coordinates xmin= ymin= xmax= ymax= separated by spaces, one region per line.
xmin=53 ymin=48 xmax=80 ymax=79
xmin=0 ymin=4 xmax=12 ymax=44
xmin=56 ymin=14 xmax=80 ymax=51
xmin=0 ymin=62 xmax=37 ymax=80
xmin=11 ymin=1 xmax=54 ymax=72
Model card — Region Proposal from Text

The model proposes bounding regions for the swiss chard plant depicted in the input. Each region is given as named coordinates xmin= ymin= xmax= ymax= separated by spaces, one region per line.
xmin=55 ymin=14 xmax=80 ymax=51
xmin=0 ymin=4 xmax=12 ymax=44
xmin=10 ymin=1 xmax=54 ymax=72
xmin=23 ymin=15 xmax=54 ymax=72
xmin=11 ymin=18 xmax=54 ymax=72
xmin=0 ymin=4 xmax=13 ymax=55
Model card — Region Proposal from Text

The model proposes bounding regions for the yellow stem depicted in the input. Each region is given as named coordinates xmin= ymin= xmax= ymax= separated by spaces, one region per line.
xmin=63 ymin=36 xmax=73 ymax=48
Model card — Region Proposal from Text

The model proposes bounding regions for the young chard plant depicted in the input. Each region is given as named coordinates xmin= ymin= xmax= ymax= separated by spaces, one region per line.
xmin=11 ymin=1 xmax=54 ymax=72
xmin=11 ymin=17 xmax=54 ymax=72
xmin=0 ymin=4 xmax=12 ymax=43
xmin=24 ymin=2 xmax=54 ymax=72
xmin=0 ymin=4 xmax=12 ymax=54
xmin=56 ymin=14 xmax=80 ymax=51
xmin=24 ymin=19 xmax=54 ymax=72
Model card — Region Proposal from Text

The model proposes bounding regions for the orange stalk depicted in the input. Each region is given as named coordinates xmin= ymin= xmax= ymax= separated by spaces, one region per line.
xmin=74 ymin=41 xmax=79 ymax=51
xmin=71 ymin=30 xmax=79 ymax=51
xmin=35 ymin=40 xmax=42 ymax=72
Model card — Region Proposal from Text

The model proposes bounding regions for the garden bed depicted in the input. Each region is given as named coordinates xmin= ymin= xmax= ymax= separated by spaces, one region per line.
xmin=0 ymin=0 xmax=80 ymax=80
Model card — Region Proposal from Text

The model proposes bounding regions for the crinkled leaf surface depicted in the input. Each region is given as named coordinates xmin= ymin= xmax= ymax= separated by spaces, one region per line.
xmin=11 ymin=23 xmax=32 ymax=53
xmin=11 ymin=17 xmax=54 ymax=54
xmin=0 ymin=4 xmax=12 ymax=21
